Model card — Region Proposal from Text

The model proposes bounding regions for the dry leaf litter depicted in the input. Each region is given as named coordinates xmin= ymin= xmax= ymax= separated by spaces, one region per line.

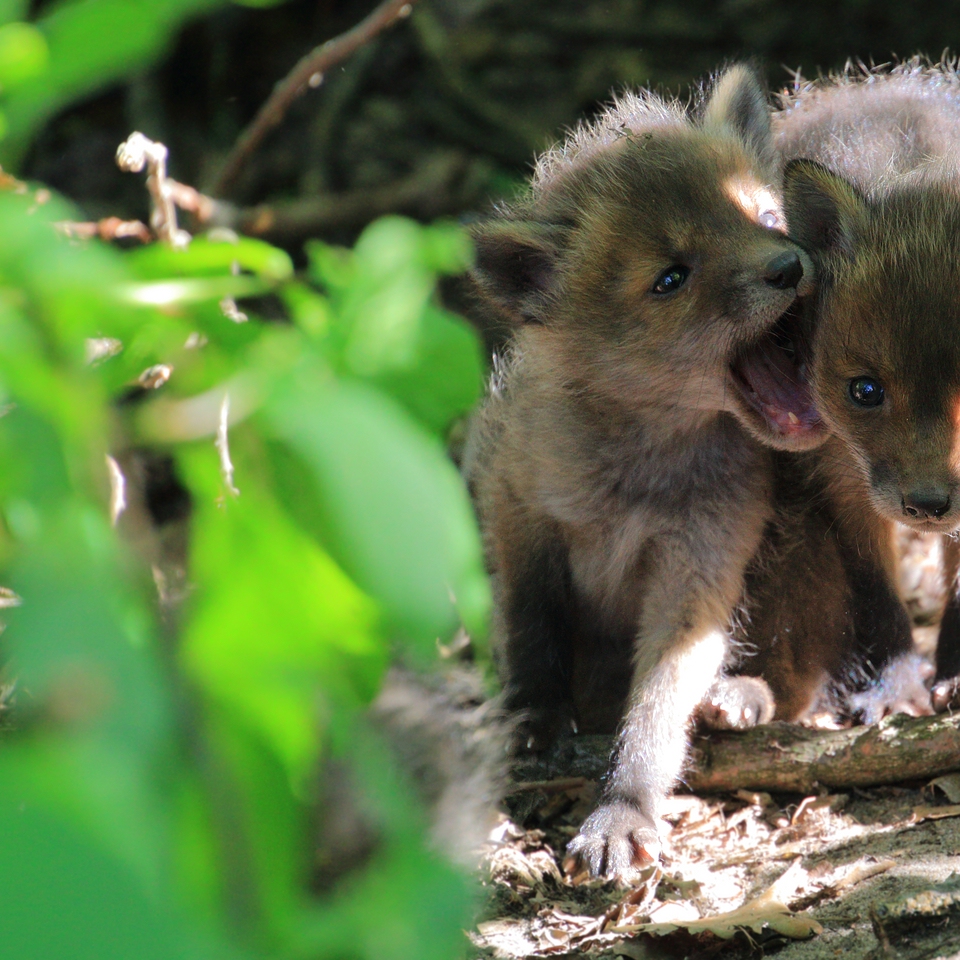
xmin=469 ymin=532 xmax=960 ymax=960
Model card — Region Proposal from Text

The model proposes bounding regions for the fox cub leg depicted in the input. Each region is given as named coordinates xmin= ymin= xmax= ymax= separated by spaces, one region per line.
xmin=488 ymin=500 xmax=578 ymax=751
xmin=567 ymin=539 xmax=747 ymax=876
xmin=934 ymin=535 xmax=960 ymax=709
xmin=840 ymin=537 xmax=933 ymax=723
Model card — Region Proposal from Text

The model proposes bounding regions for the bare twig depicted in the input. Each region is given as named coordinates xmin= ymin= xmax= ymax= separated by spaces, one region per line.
xmin=215 ymin=393 xmax=239 ymax=497
xmin=166 ymin=180 xmax=218 ymax=223
xmin=507 ymin=777 xmax=588 ymax=796
xmin=59 ymin=134 xmax=222 ymax=247
xmin=213 ymin=0 xmax=418 ymax=197
xmin=57 ymin=217 xmax=153 ymax=244
xmin=105 ymin=454 xmax=127 ymax=526
xmin=117 ymin=133 xmax=193 ymax=247
xmin=234 ymin=150 xmax=469 ymax=240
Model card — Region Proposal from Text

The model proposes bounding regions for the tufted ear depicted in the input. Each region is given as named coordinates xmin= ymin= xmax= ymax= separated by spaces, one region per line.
xmin=701 ymin=64 xmax=775 ymax=173
xmin=783 ymin=159 xmax=866 ymax=260
xmin=470 ymin=220 xmax=567 ymax=324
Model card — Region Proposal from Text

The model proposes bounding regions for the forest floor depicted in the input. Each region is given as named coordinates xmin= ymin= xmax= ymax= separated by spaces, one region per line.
xmin=468 ymin=534 xmax=960 ymax=960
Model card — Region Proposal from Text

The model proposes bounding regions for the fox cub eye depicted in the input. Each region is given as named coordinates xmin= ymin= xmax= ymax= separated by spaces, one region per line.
xmin=759 ymin=211 xmax=780 ymax=230
xmin=848 ymin=376 xmax=885 ymax=407
xmin=652 ymin=265 xmax=689 ymax=295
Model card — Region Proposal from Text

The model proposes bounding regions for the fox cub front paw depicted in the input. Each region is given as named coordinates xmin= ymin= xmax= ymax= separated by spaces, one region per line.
xmin=696 ymin=676 xmax=775 ymax=731
xmin=848 ymin=654 xmax=934 ymax=724
xmin=933 ymin=675 xmax=960 ymax=712
xmin=565 ymin=799 xmax=659 ymax=879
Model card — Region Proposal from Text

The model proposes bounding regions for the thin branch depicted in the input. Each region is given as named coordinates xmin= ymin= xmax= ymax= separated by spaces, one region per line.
xmin=234 ymin=150 xmax=469 ymax=240
xmin=213 ymin=0 xmax=418 ymax=198
xmin=166 ymin=180 xmax=218 ymax=223
xmin=116 ymin=132 xmax=191 ymax=248
xmin=56 ymin=217 xmax=153 ymax=244
xmin=105 ymin=455 xmax=127 ymax=526
xmin=215 ymin=393 xmax=240 ymax=497
xmin=61 ymin=136 xmax=222 ymax=246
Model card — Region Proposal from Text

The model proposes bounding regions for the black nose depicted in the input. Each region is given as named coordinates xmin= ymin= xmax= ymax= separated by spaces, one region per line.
xmin=901 ymin=488 xmax=952 ymax=520
xmin=763 ymin=251 xmax=803 ymax=290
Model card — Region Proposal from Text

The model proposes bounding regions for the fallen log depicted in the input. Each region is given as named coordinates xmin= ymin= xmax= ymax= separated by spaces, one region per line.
xmin=512 ymin=712 xmax=960 ymax=794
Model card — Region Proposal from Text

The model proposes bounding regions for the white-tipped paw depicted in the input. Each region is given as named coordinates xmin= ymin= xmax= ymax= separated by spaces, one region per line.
xmin=932 ymin=675 xmax=960 ymax=712
xmin=848 ymin=654 xmax=934 ymax=725
xmin=565 ymin=799 xmax=660 ymax=879
xmin=697 ymin=675 xmax=776 ymax=731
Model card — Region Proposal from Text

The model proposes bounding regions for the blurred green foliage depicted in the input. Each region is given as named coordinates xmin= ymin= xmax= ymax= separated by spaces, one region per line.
xmin=0 ymin=0 xmax=231 ymax=166
xmin=0 ymin=1 xmax=491 ymax=954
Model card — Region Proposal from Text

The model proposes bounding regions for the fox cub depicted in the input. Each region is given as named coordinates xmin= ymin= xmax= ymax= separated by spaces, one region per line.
xmin=465 ymin=66 xmax=821 ymax=878
xmin=735 ymin=61 xmax=960 ymax=721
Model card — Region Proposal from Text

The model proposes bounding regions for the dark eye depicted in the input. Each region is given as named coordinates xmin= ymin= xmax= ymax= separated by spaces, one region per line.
xmin=759 ymin=211 xmax=780 ymax=229
xmin=848 ymin=376 xmax=885 ymax=407
xmin=652 ymin=265 xmax=689 ymax=295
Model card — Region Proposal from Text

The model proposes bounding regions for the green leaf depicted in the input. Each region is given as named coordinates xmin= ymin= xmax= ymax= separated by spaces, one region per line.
xmin=370 ymin=303 xmax=484 ymax=432
xmin=118 ymin=274 xmax=273 ymax=307
xmin=417 ymin=219 xmax=474 ymax=275
xmin=198 ymin=706 xmax=311 ymax=946
xmin=4 ymin=500 xmax=170 ymax=755
xmin=264 ymin=372 xmax=489 ymax=648
xmin=0 ymin=748 xmax=230 ymax=960
xmin=0 ymin=1 xmax=28 ymax=27
xmin=308 ymin=217 xmax=485 ymax=434
xmin=127 ymin=236 xmax=294 ymax=283
xmin=1 ymin=0 xmax=230 ymax=167
xmin=180 ymin=443 xmax=385 ymax=783
xmin=0 ymin=22 xmax=48 ymax=89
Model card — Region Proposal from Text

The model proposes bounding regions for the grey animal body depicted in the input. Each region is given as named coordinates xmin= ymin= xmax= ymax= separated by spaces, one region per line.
xmin=465 ymin=65 xmax=821 ymax=878
xmin=735 ymin=60 xmax=960 ymax=722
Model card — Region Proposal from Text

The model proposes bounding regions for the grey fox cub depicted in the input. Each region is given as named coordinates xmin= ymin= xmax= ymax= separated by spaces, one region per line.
xmin=465 ymin=66 xmax=819 ymax=878
xmin=736 ymin=62 xmax=960 ymax=722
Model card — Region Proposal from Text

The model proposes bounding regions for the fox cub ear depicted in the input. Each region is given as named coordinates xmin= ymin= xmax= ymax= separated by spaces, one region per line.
xmin=701 ymin=64 xmax=775 ymax=173
xmin=783 ymin=159 xmax=865 ymax=260
xmin=470 ymin=220 xmax=567 ymax=324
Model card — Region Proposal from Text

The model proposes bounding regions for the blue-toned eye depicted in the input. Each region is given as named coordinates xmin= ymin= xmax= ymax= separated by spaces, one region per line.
xmin=759 ymin=210 xmax=780 ymax=229
xmin=848 ymin=376 xmax=885 ymax=407
xmin=652 ymin=265 xmax=689 ymax=295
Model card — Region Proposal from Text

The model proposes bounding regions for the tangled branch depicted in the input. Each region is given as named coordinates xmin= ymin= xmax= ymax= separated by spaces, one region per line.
xmin=213 ymin=0 xmax=419 ymax=197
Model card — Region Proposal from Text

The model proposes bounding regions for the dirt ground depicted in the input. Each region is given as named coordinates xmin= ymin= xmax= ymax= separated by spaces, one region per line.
xmin=468 ymin=534 xmax=960 ymax=960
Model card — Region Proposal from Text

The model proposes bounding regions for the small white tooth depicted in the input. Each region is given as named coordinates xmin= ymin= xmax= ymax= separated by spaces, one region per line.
xmin=787 ymin=411 xmax=800 ymax=425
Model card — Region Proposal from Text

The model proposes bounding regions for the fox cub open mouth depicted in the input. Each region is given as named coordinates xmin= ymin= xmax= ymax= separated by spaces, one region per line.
xmin=465 ymin=64 xmax=823 ymax=880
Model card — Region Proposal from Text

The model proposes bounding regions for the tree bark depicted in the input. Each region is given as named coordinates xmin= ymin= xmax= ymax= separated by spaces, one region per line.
xmin=512 ymin=713 xmax=960 ymax=794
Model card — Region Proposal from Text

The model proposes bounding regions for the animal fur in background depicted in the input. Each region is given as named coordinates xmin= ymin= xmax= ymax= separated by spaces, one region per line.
xmin=734 ymin=60 xmax=960 ymax=722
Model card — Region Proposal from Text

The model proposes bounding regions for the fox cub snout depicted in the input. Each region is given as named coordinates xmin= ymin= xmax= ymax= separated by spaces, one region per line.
xmin=466 ymin=65 xmax=819 ymax=880
xmin=734 ymin=63 xmax=960 ymax=723
xmin=473 ymin=79 xmax=820 ymax=451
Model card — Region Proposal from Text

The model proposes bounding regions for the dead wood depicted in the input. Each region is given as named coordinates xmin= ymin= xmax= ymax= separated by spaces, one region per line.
xmin=513 ymin=712 xmax=960 ymax=794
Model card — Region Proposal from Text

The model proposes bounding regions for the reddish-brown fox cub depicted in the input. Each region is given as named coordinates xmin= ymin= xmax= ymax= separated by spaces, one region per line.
xmin=465 ymin=65 xmax=822 ymax=879
xmin=734 ymin=62 xmax=960 ymax=722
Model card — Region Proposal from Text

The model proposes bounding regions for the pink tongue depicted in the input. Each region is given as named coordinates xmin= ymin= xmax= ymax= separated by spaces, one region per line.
xmin=737 ymin=343 xmax=819 ymax=435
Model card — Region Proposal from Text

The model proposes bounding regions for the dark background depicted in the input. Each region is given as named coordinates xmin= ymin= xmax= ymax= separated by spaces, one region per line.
xmin=25 ymin=0 xmax=960 ymax=248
